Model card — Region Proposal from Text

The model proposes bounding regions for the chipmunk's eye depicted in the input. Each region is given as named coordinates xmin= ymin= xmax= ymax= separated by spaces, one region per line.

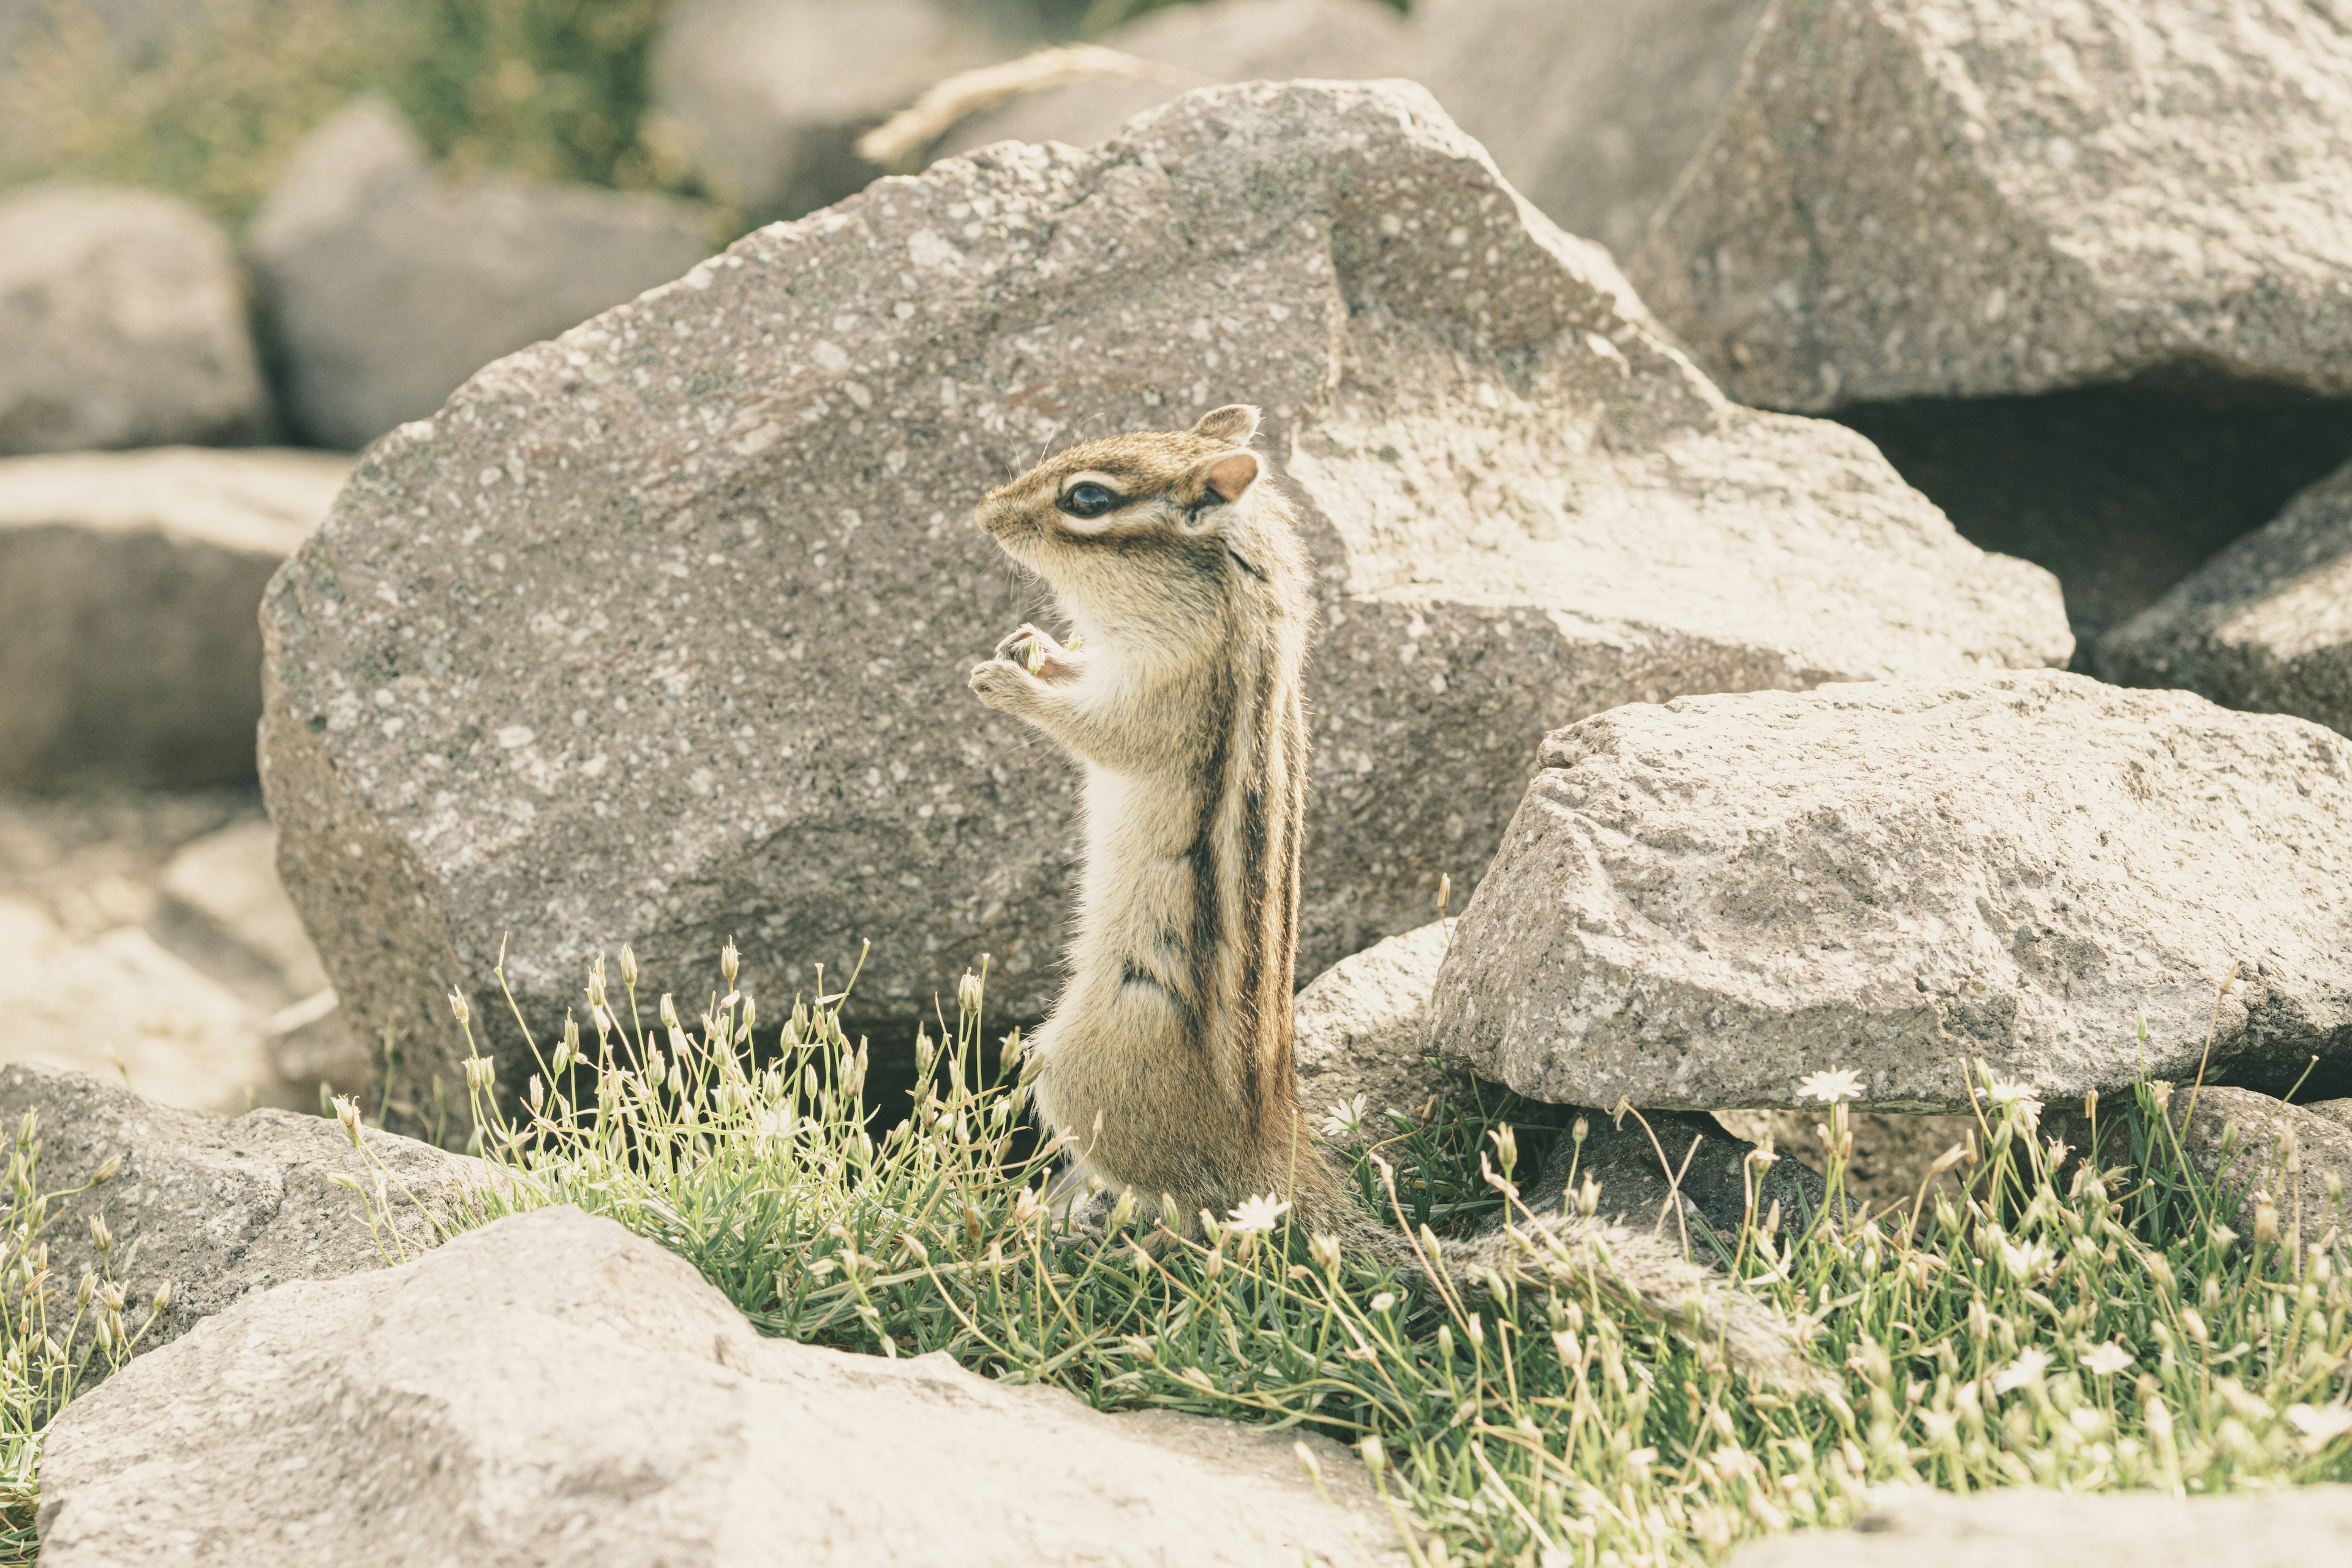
xmin=1059 ymin=481 xmax=1117 ymax=519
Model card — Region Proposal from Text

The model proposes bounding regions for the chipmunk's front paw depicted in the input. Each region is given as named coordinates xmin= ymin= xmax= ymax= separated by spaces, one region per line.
xmin=994 ymin=622 xmax=1064 ymax=664
xmin=968 ymin=657 xmax=1037 ymax=712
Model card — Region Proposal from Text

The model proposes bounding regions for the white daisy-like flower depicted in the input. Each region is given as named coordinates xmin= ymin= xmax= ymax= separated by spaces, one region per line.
xmin=753 ymin=1106 xmax=794 ymax=1147
xmin=2290 ymin=1403 xmax=2352 ymax=1450
xmin=2081 ymin=1342 xmax=2135 ymax=1378
xmin=1978 ymin=1076 xmax=2045 ymax=1128
xmin=1226 ymin=1193 xmax=1294 ymax=1234
xmin=1369 ymin=1292 xmax=1398 ymax=1313
xmin=1319 ymin=1094 xmax=1370 ymax=1139
xmin=1998 ymin=1238 xmax=2054 ymax=1283
xmin=1991 ymin=1346 xmax=2053 ymax=1394
xmin=1796 ymin=1068 xmax=1864 ymax=1104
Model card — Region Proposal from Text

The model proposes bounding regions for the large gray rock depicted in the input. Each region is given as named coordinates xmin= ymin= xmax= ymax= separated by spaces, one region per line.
xmin=938 ymin=0 xmax=1407 ymax=162
xmin=0 ymin=183 xmax=266 ymax=454
xmin=1632 ymin=0 xmax=2352 ymax=413
xmin=1430 ymin=670 xmax=2352 ymax=1112
xmin=0 ymin=1062 xmax=489 ymax=1355
xmin=654 ymin=0 xmax=1018 ymax=217
xmin=0 ymin=447 xmax=349 ymax=789
xmin=37 ymin=1205 xmax=1403 ymax=1567
xmin=1730 ymin=1485 xmax=2352 ymax=1568
xmin=1411 ymin=0 xmax=1771 ymax=260
xmin=249 ymin=98 xmax=712 ymax=450
xmin=2101 ymin=457 xmax=2352 ymax=739
xmin=258 ymin=81 xmax=2067 ymax=1111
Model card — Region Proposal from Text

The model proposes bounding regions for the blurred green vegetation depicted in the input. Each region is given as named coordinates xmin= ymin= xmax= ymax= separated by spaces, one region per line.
xmin=0 ymin=0 xmax=1408 ymax=227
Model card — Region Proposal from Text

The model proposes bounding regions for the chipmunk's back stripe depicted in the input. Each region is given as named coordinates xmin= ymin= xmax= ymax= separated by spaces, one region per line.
xmin=1236 ymin=654 xmax=1278 ymax=1132
xmin=1182 ymin=648 xmax=1238 ymax=1052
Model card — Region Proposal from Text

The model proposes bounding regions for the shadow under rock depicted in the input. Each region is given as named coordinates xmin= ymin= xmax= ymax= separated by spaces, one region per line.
xmin=1835 ymin=375 xmax=2352 ymax=665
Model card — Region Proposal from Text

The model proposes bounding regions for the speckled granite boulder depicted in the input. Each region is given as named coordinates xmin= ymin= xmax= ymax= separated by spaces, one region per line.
xmin=1633 ymin=0 xmax=2352 ymax=411
xmin=258 ymin=81 xmax=2065 ymax=1108
xmin=1431 ymin=671 xmax=2352 ymax=1111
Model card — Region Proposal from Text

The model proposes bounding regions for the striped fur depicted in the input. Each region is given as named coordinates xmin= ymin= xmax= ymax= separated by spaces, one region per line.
xmin=968 ymin=405 xmax=1343 ymax=1231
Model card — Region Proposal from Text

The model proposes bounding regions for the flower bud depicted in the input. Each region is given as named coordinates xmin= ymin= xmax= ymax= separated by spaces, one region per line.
xmin=660 ymin=992 xmax=680 ymax=1030
xmin=448 ymin=989 xmax=470 ymax=1025
xmin=721 ymin=939 xmax=741 ymax=988
xmin=957 ymin=970 xmax=986 ymax=1017
xmin=619 ymin=944 xmax=639 ymax=987
xmin=91 ymin=1153 xmax=122 ymax=1183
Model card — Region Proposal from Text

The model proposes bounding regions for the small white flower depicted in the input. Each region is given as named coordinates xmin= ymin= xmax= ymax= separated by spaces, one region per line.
xmin=1796 ymin=1068 xmax=1864 ymax=1104
xmin=1992 ymin=1346 xmax=2053 ymax=1393
xmin=2290 ymin=1403 xmax=2352 ymax=1451
xmin=1319 ymin=1094 xmax=1369 ymax=1139
xmin=753 ymin=1106 xmax=794 ymax=1146
xmin=1369 ymin=1291 xmax=1398 ymax=1313
xmin=1226 ymin=1193 xmax=1293 ymax=1234
xmin=1998 ymin=1237 xmax=2053 ymax=1283
xmin=1979 ymin=1076 xmax=2045 ymax=1127
xmin=2081 ymin=1342 xmax=2135 ymax=1378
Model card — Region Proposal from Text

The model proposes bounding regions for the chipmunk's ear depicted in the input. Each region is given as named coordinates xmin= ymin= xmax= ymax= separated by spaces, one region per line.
xmin=1201 ymin=450 xmax=1259 ymax=505
xmin=1193 ymin=404 xmax=1261 ymax=446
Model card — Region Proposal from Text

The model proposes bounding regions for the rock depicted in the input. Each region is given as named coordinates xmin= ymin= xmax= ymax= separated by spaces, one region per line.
xmin=2051 ymin=1085 xmax=2352 ymax=1234
xmin=1632 ymin=0 xmax=2352 ymax=414
xmin=1428 ymin=669 xmax=2352 ymax=1112
xmin=1409 ymin=0 xmax=1770 ymax=260
xmin=654 ymin=0 xmax=1018 ymax=218
xmin=153 ymin=818 xmax=331 ymax=1003
xmin=0 ymin=183 xmax=266 ymax=455
xmin=248 ymin=98 xmax=712 ymax=450
xmin=0 ymin=1061 xmax=489 ymax=1355
xmin=2101 ymin=458 xmax=2352 ymax=738
xmin=1520 ymin=1107 xmax=1831 ymax=1243
xmin=37 ymin=1205 xmax=1404 ymax=1566
xmin=1713 ymin=1109 xmax=1977 ymax=1214
xmin=937 ymin=0 xmax=1406 ymax=162
xmin=1727 ymin=1484 xmax=2352 ymax=1568
xmin=0 ymin=447 xmax=349 ymax=790
xmin=1295 ymin=919 xmax=1454 ymax=1127
xmin=257 ymin=81 xmax=2068 ymax=1110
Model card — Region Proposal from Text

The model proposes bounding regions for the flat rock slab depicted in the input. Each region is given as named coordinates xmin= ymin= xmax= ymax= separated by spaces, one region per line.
xmin=1429 ymin=670 xmax=2352 ymax=1111
xmin=1633 ymin=0 xmax=2352 ymax=410
xmin=38 ymin=1207 xmax=1403 ymax=1567
xmin=0 ymin=1063 xmax=490 ymax=1355
xmin=249 ymin=98 xmax=712 ymax=449
xmin=2102 ymin=456 xmax=2352 ymax=739
xmin=257 ymin=80 xmax=2065 ymax=1102
xmin=1728 ymin=1485 xmax=2352 ymax=1568
xmin=0 ymin=446 xmax=350 ymax=789
xmin=0 ymin=182 xmax=266 ymax=455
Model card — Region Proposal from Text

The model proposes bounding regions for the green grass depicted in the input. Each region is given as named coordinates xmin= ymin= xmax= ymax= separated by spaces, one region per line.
xmin=348 ymin=949 xmax=2352 ymax=1565
xmin=6 ymin=946 xmax=2349 ymax=1565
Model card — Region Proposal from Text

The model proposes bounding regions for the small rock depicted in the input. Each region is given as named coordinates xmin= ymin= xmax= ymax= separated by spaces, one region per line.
xmin=1410 ymin=0 xmax=1770 ymax=258
xmin=153 ymin=818 xmax=330 ymax=1002
xmin=2102 ymin=456 xmax=2352 ymax=739
xmin=257 ymin=81 xmax=2067 ymax=1107
xmin=1518 ymin=1109 xmax=1831 ymax=1244
xmin=0 ymin=183 xmax=266 ymax=454
xmin=0 ymin=446 xmax=349 ymax=790
xmin=1295 ymin=919 xmax=1454 ymax=1128
xmin=248 ymin=97 xmax=711 ymax=449
xmin=654 ymin=0 xmax=1019 ymax=217
xmin=1713 ymin=1109 xmax=1977 ymax=1215
xmin=1633 ymin=0 xmax=2352 ymax=412
xmin=0 ymin=1062 xmax=490 ymax=1355
xmin=1430 ymin=671 xmax=2352 ymax=1112
xmin=37 ymin=1207 xmax=1404 ymax=1567
xmin=938 ymin=0 xmax=1406 ymax=162
xmin=1727 ymin=1484 xmax=2352 ymax=1568
xmin=2051 ymin=1085 xmax=2352 ymax=1235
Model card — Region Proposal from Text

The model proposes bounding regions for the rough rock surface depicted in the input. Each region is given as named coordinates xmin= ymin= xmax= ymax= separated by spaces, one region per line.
xmin=258 ymin=81 xmax=2067 ymax=1106
xmin=938 ymin=0 xmax=1407 ymax=162
xmin=249 ymin=98 xmax=711 ymax=450
xmin=1429 ymin=670 xmax=2352 ymax=1112
xmin=0 ymin=1062 xmax=490 ymax=1355
xmin=1295 ymin=919 xmax=1454 ymax=1126
xmin=38 ymin=1206 xmax=1404 ymax=1567
xmin=1411 ymin=0 xmax=1771 ymax=260
xmin=1728 ymin=1484 xmax=2352 ymax=1568
xmin=0 ymin=447 xmax=349 ymax=790
xmin=153 ymin=818 xmax=332 ymax=1005
xmin=2102 ymin=457 xmax=2352 ymax=739
xmin=655 ymin=0 xmax=1017 ymax=217
xmin=1520 ymin=1108 xmax=1831 ymax=1242
xmin=1632 ymin=0 xmax=2352 ymax=412
xmin=2051 ymin=1085 xmax=2352 ymax=1233
xmin=1714 ymin=1108 xmax=1977 ymax=1213
xmin=0 ymin=182 xmax=266 ymax=454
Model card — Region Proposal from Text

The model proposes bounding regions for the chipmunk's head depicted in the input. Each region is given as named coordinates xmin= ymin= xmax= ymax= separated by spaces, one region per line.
xmin=975 ymin=405 xmax=1303 ymax=630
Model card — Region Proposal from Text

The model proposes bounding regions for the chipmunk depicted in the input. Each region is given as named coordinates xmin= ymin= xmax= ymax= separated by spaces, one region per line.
xmin=969 ymin=406 xmax=1814 ymax=1386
